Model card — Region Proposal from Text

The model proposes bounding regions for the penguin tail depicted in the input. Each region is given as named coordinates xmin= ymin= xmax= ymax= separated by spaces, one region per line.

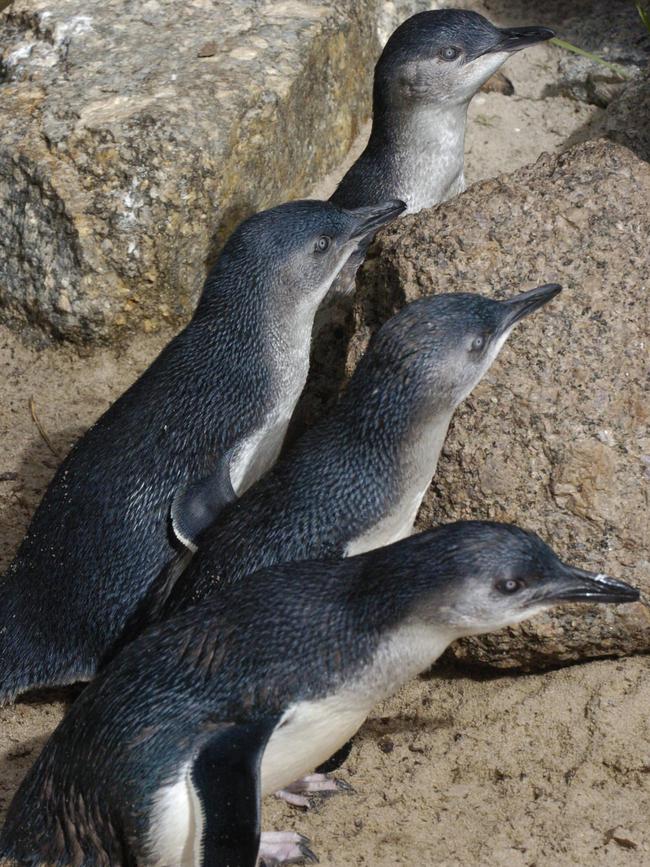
xmin=0 ymin=594 xmax=35 ymax=703
xmin=0 ymin=588 xmax=86 ymax=704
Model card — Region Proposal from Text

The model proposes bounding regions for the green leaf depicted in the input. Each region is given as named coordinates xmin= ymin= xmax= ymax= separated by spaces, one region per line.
xmin=637 ymin=3 xmax=650 ymax=35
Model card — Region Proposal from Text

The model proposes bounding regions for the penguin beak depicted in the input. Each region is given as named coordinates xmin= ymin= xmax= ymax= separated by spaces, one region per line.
xmin=490 ymin=26 xmax=555 ymax=54
xmin=346 ymin=200 xmax=407 ymax=242
xmin=499 ymin=283 xmax=561 ymax=329
xmin=547 ymin=566 xmax=640 ymax=605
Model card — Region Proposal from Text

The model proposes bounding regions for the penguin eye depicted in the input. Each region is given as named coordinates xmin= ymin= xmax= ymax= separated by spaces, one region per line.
xmin=439 ymin=46 xmax=461 ymax=61
xmin=470 ymin=335 xmax=485 ymax=353
xmin=496 ymin=578 xmax=526 ymax=595
xmin=315 ymin=236 xmax=332 ymax=253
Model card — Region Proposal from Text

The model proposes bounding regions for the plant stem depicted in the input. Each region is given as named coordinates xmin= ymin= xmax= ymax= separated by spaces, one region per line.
xmin=550 ymin=37 xmax=632 ymax=80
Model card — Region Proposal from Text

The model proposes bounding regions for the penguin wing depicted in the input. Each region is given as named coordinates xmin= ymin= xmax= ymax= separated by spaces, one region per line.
xmin=191 ymin=718 xmax=279 ymax=867
xmin=171 ymin=454 xmax=236 ymax=550
xmin=105 ymin=547 xmax=196 ymax=656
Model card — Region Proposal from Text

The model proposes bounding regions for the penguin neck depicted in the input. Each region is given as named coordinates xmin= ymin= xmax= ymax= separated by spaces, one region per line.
xmin=369 ymin=99 xmax=469 ymax=213
xmin=341 ymin=379 xmax=455 ymax=479
xmin=401 ymin=406 xmax=455 ymax=488
xmin=195 ymin=275 xmax=320 ymax=373
xmin=345 ymin=618 xmax=459 ymax=707
xmin=341 ymin=387 xmax=455 ymax=557
xmin=261 ymin=283 xmax=326 ymax=365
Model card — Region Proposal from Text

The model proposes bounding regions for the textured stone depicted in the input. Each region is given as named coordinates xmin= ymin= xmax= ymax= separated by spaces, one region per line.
xmin=0 ymin=0 xmax=392 ymax=342
xmin=350 ymin=139 xmax=650 ymax=670
xmin=554 ymin=3 xmax=650 ymax=106
xmin=599 ymin=64 xmax=650 ymax=163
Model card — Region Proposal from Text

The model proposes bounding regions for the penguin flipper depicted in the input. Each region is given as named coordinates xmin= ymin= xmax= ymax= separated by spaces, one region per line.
xmin=192 ymin=718 xmax=278 ymax=867
xmin=171 ymin=457 xmax=236 ymax=550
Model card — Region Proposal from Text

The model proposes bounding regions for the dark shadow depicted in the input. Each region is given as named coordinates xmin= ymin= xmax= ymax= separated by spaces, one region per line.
xmin=0 ymin=686 xmax=84 ymax=819
xmin=15 ymin=682 xmax=86 ymax=706
xmin=284 ymin=240 xmax=406 ymax=449
xmin=1 ymin=732 xmax=52 ymax=809
xmin=358 ymin=712 xmax=455 ymax=740
xmin=284 ymin=295 xmax=355 ymax=446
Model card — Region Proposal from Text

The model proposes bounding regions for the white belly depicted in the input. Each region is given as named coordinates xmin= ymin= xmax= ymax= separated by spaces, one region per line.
xmin=145 ymin=623 xmax=457 ymax=865
xmin=229 ymin=411 xmax=292 ymax=496
xmin=148 ymin=763 xmax=202 ymax=867
xmin=260 ymin=694 xmax=371 ymax=796
xmin=144 ymin=697 xmax=370 ymax=866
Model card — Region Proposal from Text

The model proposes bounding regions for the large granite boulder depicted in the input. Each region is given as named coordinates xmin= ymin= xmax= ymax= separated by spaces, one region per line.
xmin=350 ymin=139 xmax=650 ymax=670
xmin=0 ymin=0 xmax=393 ymax=342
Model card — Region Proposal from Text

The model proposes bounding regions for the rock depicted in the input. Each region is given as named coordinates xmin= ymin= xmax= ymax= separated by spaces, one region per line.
xmin=599 ymin=65 xmax=650 ymax=163
xmin=350 ymin=139 xmax=650 ymax=670
xmin=0 ymin=0 xmax=392 ymax=342
xmin=480 ymin=70 xmax=514 ymax=96
xmin=553 ymin=3 xmax=650 ymax=106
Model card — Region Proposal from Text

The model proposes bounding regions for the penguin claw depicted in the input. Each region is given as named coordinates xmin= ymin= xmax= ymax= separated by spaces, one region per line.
xmin=258 ymin=830 xmax=319 ymax=865
xmin=275 ymin=773 xmax=354 ymax=809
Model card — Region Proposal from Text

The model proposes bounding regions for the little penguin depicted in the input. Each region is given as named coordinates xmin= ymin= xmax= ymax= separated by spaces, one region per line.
xmin=127 ymin=281 xmax=561 ymax=630
xmin=0 ymin=522 xmax=638 ymax=866
xmin=326 ymin=10 xmax=554 ymax=300
xmin=0 ymin=197 xmax=405 ymax=703
xmin=332 ymin=9 xmax=555 ymax=213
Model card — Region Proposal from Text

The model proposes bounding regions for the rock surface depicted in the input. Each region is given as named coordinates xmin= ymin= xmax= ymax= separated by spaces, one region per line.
xmin=0 ymin=0 xmax=392 ymax=342
xmin=349 ymin=139 xmax=650 ymax=670
xmin=554 ymin=3 xmax=650 ymax=107
xmin=600 ymin=64 xmax=650 ymax=163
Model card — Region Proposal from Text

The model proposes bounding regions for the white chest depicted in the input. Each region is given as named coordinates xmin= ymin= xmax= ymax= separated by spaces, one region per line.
xmin=392 ymin=111 xmax=467 ymax=214
xmin=260 ymin=694 xmax=371 ymax=796
xmin=229 ymin=409 xmax=293 ymax=496
xmin=229 ymin=332 xmax=311 ymax=496
xmin=260 ymin=621 xmax=456 ymax=795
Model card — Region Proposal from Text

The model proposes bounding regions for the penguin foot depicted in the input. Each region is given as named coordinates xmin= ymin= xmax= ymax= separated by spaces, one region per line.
xmin=275 ymin=773 xmax=353 ymax=808
xmin=258 ymin=831 xmax=319 ymax=865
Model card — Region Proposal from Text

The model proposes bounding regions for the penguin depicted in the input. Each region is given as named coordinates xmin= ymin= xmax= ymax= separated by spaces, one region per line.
xmin=0 ymin=522 xmax=638 ymax=866
xmin=0 ymin=198 xmax=405 ymax=703
xmin=323 ymin=11 xmax=554 ymax=305
xmin=331 ymin=10 xmax=555 ymax=213
xmin=145 ymin=282 xmax=562 ymax=625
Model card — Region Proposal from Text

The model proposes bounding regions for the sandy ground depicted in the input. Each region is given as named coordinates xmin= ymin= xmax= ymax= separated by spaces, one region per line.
xmin=1 ymin=4 xmax=648 ymax=865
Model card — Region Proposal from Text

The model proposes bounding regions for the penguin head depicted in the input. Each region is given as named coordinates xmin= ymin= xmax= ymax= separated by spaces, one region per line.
xmin=355 ymin=283 xmax=561 ymax=418
xmin=398 ymin=522 xmax=639 ymax=635
xmin=208 ymin=199 xmax=405 ymax=309
xmin=375 ymin=10 xmax=554 ymax=108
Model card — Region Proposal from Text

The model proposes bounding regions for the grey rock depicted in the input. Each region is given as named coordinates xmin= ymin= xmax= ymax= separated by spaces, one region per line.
xmin=0 ymin=0 xmax=394 ymax=342
xmin=349 ymin=139 xmax=650 ymax=670
xmin=553 ymin=3 xmax=650 ymax=106
xmin=599 ymin=64 xmax=650 ymax=162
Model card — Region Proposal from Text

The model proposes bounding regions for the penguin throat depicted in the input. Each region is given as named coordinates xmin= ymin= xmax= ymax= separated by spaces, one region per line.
xmin=370 ymin=101 xmax=468 ymax=213
xmin=344 ymin=409 xmax=453 ymax=558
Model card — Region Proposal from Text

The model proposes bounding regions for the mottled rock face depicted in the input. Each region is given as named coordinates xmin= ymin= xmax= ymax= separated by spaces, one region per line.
xmin=555 ymin=4 xmax=650 ymax=107
xmin=600 ymin=65 xmax=650 ymax=164
xmin=0 ymin=0 xmax=385 ymax=342
xmin=350 ymin=139 xmax=650 ymax=670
